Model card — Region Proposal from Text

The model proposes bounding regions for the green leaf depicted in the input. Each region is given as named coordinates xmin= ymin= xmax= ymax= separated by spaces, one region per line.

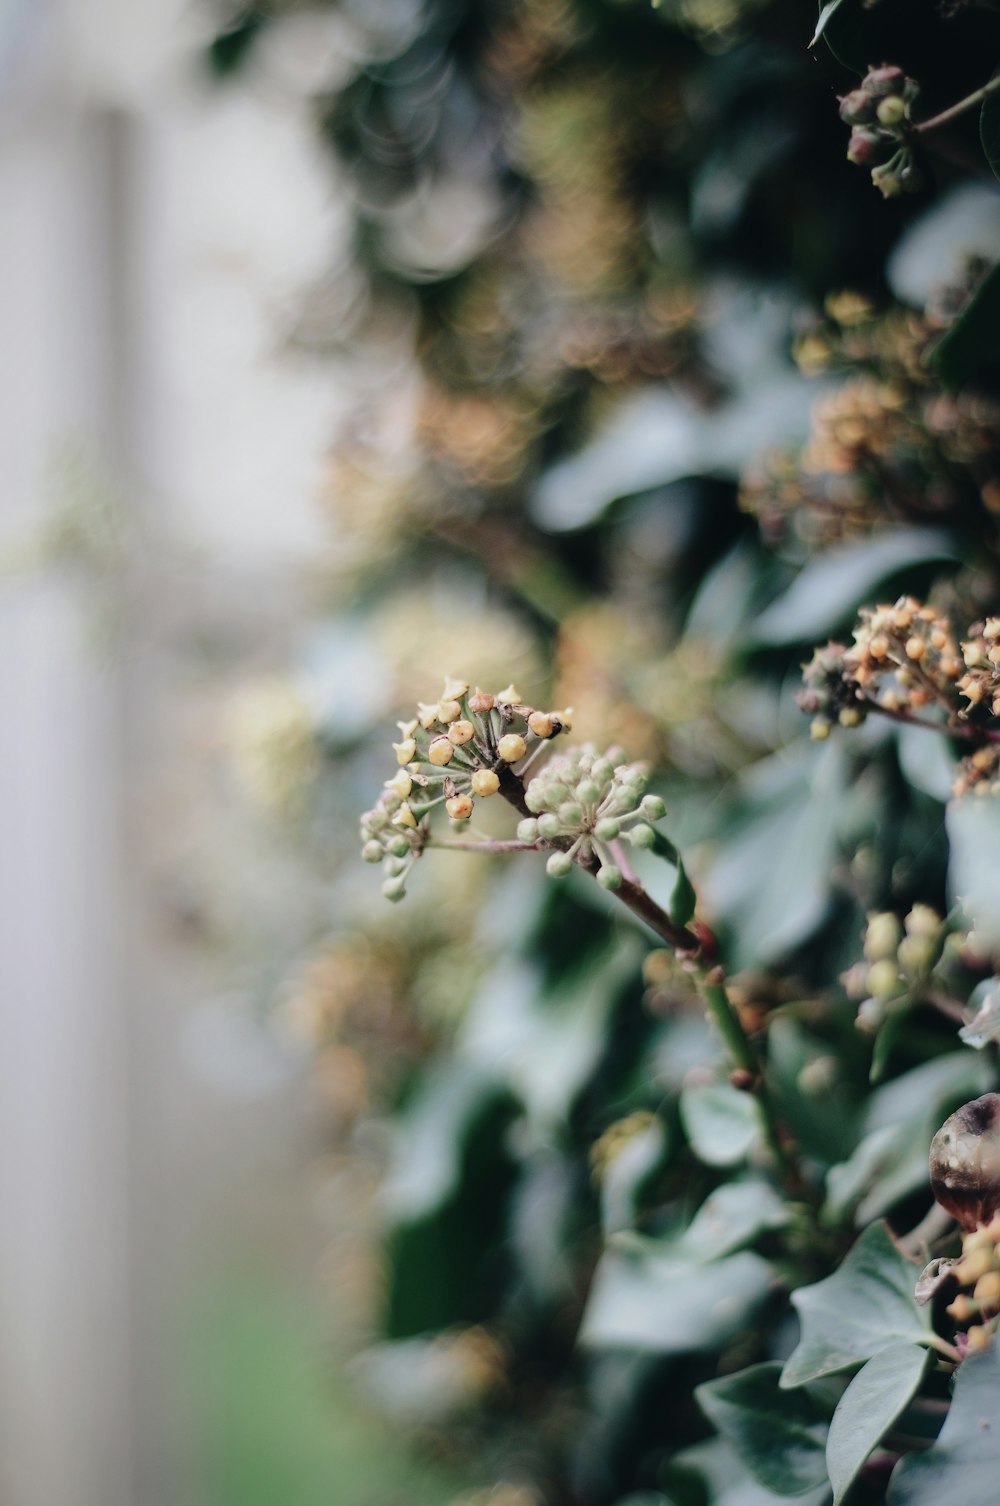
xmin=810 ymin=0 xmax=870 ymax=71
xmin=697 ymin=1362 xmax=828 ymax=1497
xmin=981 ymin=74 xmax=1000 ymax=182
xmin=827 ymin=1343 xmax=928 ymax=1504
xmin=670 ymin=1440 xmax=831 ymax=1506
xmin=780 ymin=1222 xmax=929 ymax=1388
xmin=580 ymin=1247 xmax=773 ymax=1353
xmin=810 ymin=0 xmax=845 ymax=48
xmin=749 ymin=529 xmax=955 ymax=646
xmin=947 ymin=793 xmax=1000 ymax=950
xmin=931 ymin=260 xmax=1000 ymax=389
xmin=888 ymin=1342 xmax=1000 ymax=1504
xmin=681 ymin=1081 xmax=760 ymax=1167
xmin=670 ymin=857 xmax=698 ymax=928
xmin=613 ymin=1179 xmax=790 ymax=1263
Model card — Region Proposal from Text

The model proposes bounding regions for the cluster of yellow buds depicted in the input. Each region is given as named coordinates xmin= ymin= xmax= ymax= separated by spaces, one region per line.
xmin=800 ymin=597 xmax=967 ymax=739
xmin=953 ymin=743 xmax=1000 ymax=799
xmin=516 ymin=743 xmax=666 ymax=890
xmin=957 ymin=618 xmax=1000 ymax=716
xmin=946 ymin=1219 xmax=1000 ymax=1357
xmin=843 ymin=905 xmax=945 ymax=1033
xmin=360 ymin=677 xmax=571 ymax=900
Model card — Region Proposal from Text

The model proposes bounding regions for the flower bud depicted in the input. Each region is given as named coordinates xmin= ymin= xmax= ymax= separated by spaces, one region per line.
xmin=864 ymin=911 xmax=902 ymax=962
xmin=594 ymin=817 xmax=620 ymax=841
xmin=448 ymin=719 xmax=476 ymax=746
xmin=629 ymin=823 xmax=656 ymax=849
xmin=597 ymin=864 xmax=622 ymax=891
xmin=538 ymin=813 xmax=561 ymax=839
xmin=498 ymin=733 xmax=527 ymax=762
xmin=471 ymin=769 xmax=500 ymax=796
xmin=546 ymin=851 xmax=573 ymax=878
xmin=929 ymin=1095 xmax=1000 ymax=1230
xmin=838 ymin=706 xmax=864 ymax=728
xmin=576 ymin=779 xmax=601 ymax=805
xmin=863 ymin=64 xmax=906 ymax=95
xmin=811 ymin=717 xmax=832 ymax=741
xmin=387 ymin=769 xmax=413 ymax=799
xmin=441 ymin=676 xmax=469 ymax=701
xmin=867 ymin=958 xmax=903 ymax=999
xmin=871 ymin=159 xmax=905 ymax=198
xmin=525 ymin=784 xmax=547 ymax=813
xmin=856 ymin=997 xmax=886 ymax=1032
xmin=362 ymin=841 xmax=384 ymax=864
xmin=428 ymin=736 xmax=455 ymax=767
xmin=904 ymin=904 xmax=940 ymax=938
xmin=467 ymin=688 xmax=494 ymax=713
xmin=382 ymin=875 xmax=407 ymax=902
xmin=517 ymin=818 xmax=539 ymax=843
xmin=392 ymin=738 xmax=417 ymax=765
xmin=437 ymin=699 xmax=463 ymax=724
xmin=639 ymin=794 xmax=666 ymax=821
xmin=839 ymin=88 xmax=876 ymax=124
xmin=847 ymin=128 xmax=884 ymax=166
xmin=527 ymin=710 xmax=557 ymax=738
xmin=387 ymin=835 xmax=410 ymax=858
xmin=416 ymin=701 xmax=440 ymax=729
xmin=446 ymin=793 xmax=474 ymax=821
xmin=392 ymin=801 xmax=418 ymax=830
xmin=876 ymin=95 xmax=906 ymax=127
xmin=897 ymin=934 xmax=937 ymax=976
xmin=558 ymin=802 xmax=584 ymax=827
xmin=495 ymin=684 xmax=520 ymax=705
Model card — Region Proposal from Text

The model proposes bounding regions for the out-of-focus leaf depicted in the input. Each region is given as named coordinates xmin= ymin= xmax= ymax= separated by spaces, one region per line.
xmin=959 ymin=978 xmax=1000 ymax=1048
xmin=981 ymin=78 xmax=1000 ymax=182
xmin=382 ymin=1060 xmax=508 ymax=1221
xmin=614 ymin=1179 xmax=789 ymax=1263
xmin=888 ymin=185 xmax=1000 ymax=304
xmin=826 ymin=1343 xmax=927 ymax=1504
xmin=600 ymin=1116 xmax=669 ymax=1235
xmin=705 ymin=741 xmax=847 ymax=969
xmin=896 ymin=722 xmax=955 ymax=803
xmin=947 ymin=794 xmax=1000 ymax=948
xmin=670 ymin=857 xmax=698 ymax=929
xmin=749 ymin=529 xmax=955 ymax=646
xmin=697 ymin=1362 xmax=828 ymax=1496
xmin=824 ymin=1051 xmax=992 ymax=1225
xmin=931 ymin=260 xmax=1000 ymax=389
xmin=780 ymin=1223 xmax=929 ymax=1388
xmin=580 ymin=1247 xmax=773 ymax=1353
xmin=669 ymin=1439 xmax=831 ymax=1506
xmin=681 ymin=1081 xmax=760 ymax=1167
xmin=888 ymin=1342 xmax=1000 ymax=1504
xmin=768 ymin=1016 xmax=858 ymax=1168
xmin=684 ymin=541 xmax=764 ymax=650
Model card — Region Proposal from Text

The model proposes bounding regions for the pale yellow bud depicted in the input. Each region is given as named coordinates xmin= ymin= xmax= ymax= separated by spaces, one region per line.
xmin=905 ymin=635 xmax=926 ymax=660
xmin=392 ymin=801 xmax=417 ymax=829
xmin=527 ymin=710 xmax=557 ymax=738
xmin=498 ymin=733 xmax=527 ymax=762
xmin=428 ymin=736 xmax=455 ymax=767
xmin=441 ymin=676 xmax=469 ymax=700
xmin=446 ymin=793 xmax=474 ymax=820
xmin=397 ymin=718 xmax=419 ymax=738
xmin=416 ymin=702 xmax=441 ymax=729
xmin=392 ymin=738 xmax=417 ymax=765
xmin=496 ymin=684 xmax=521 ymax=704
xmin=437 ymin=699 xmax=462 ymax=723
xmin=448 ymin=719 xmax=476 ymax=746
xmin=471 ymin=769 xmax=500 ymax=796
xmin=387 ymin=770 xmax=413 ymax=799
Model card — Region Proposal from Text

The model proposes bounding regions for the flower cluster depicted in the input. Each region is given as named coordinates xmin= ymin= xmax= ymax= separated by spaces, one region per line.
xmin=843 ymin=905 xmax=946 ymax=1033
xmin=360 ymin=677 xmax=571 ymax=900
xmin=799 ymin=597 xmax=965 ymax=739
xmin=839 ymin=65 xmax=922 ymax=198
xmin=945 ymin=1218 xmax=1000 ymax=1356
xmin=516 ymin=744 xmax=666 ymax=890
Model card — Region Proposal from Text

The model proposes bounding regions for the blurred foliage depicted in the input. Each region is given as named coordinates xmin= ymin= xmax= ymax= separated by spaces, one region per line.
xmin=208 ymin=0 xmax=1000 ymax=1503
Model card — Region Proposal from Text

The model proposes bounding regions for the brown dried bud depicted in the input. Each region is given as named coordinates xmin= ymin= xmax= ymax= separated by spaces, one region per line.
xmin=467 ymin=688 xmax=495 ymax=714
xmin=929 ymin=1095 xmax=1000 ymax=1230
xmin=863 ymin=64 xmax=906 ymax=95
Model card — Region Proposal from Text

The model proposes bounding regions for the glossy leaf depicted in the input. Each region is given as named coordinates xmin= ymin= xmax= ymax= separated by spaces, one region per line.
xmin=581 ymin=1248 xmax=773 ymax=1353
xmin=697 ymin=1362 xmax=828 ymax=1496
xmin=614 ymin=1179 xmax=790 ymax=1264
xmin=888 ymin=1342 xmax=1000 ymax=1504
xmin=826 ymin=1343 xmax=928 ymax=1504
xmin=780 ymin=1222 xmax=929 ymax=1388
xmin=681 ymin=1081 xmax=760 ymax=1167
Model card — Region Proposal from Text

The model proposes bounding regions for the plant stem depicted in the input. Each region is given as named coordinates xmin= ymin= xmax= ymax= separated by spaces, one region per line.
xmin=863 ymin=696 xmax=1000 ymax=743
xmin=915 ymin=73 xmax=1000 ymax=135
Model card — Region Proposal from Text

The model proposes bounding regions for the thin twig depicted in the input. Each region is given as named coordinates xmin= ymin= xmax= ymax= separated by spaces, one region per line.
xmin=914 ymin=74 xmax=1000 ymax=135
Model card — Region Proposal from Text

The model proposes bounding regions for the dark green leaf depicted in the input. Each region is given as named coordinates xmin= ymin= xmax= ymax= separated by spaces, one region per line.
xmin=981 ymin=75 xmax=1000 ymax=182
xmin=811 ymin=0 xmax=869 ymax=71
xmin=931 ymin=260 xmax=1000 ymax=388
xmin=581 ymin=1248 xmax=773 ymax=1353
xmin=671 ymin=1440 xmax=831 ymax=1506
xmin=697 ymin=1362 xmax=828 ymax=1496
xmin=613 ymin=1179 xmax=790 ymax=1263
xmin=670 ymin=857 xmax=698 ymax=928
xmin=781 ymin=1222 xmax=929 ymax=1388
xmin=888 ymin=1342 xmax=1000 ymax=1504
xmin=827 ymin=1343 xmax=928 ymax=1504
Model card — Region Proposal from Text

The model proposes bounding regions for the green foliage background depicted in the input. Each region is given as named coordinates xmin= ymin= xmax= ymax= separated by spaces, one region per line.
xmin=209 ymin=2 xmax=1000 ymax=1503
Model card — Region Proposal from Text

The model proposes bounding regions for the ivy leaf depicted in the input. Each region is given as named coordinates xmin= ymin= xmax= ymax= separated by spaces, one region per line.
xmin=931 ymin=261 xmax=1000 ymax=389
xmin=681 ymin=1081 xmax=760 ymax=1167
xmin=981 ymin=74 xmax=1000 ymax=182
xmin=827 ymin=1343 xmax=928 ymax=1504
xmin=670 ymin=856 xmax=698 ymax=928
xmin=810 ymin=0 xmax=845 ymax=48
xmin=580 ymin=1247 xmax=773 ymax=1353
xmin=613 ymin=1178 xmax=790 ymax=1263
xmin=888 ymin=1342 xmax=1000 ymax=1504
xmin=697 ymin=1363 xmax=828 ymax=1497
xmin=781 ymin=1223 xmax=929 ymax=1388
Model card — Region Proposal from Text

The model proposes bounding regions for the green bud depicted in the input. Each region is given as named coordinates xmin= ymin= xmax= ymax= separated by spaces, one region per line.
xmin=362 ymin=841 xmax=384 ymax=864
xmin=576 ymin=779 xmax=601 ymax=805
xmin=546 ymin=851 xmax=573 ymax=878
xmin=620 ymin=766 xmax=647 ymax=791
xmin=839 ymin=88 xmax=876 ymax=125
xmin=594 ymin=817 xmax=621 ymax=841
xmin=525 ymin=784 xmax=547 ymax=813
xmin=639 ymin=794 xmax=666 ymax=821
xmin=867 ymin=958 xmax=903 ymax=1000
xmin=387 ymin=835 xmax=411 ymax=858
xmin=382 ymin=875 xmax=407 ymax=902
xmin=517 ymin=818 xmax=540 ymax=843
xmin=597 ymin=864 xmax=622 ymax=891
xmin=383 ymin=855 xmax=407 ymax=877
xmin=591 ymin=759 xmax=613 ymax=784
xmin=628 ymin=823 xmax=656 ymax=849
xmin=558 ymin=801 xmax=584 ymax=827
xmin=864 ymin=911 xmax=902 ymax=962
xmin=546 ymin=782 xmax=571 ymax=806
xmin=538 ymin=812 xmax=562 ymax=839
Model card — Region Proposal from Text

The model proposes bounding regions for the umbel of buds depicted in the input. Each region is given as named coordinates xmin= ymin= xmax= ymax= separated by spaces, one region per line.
xmin=517 ymin=744 xmax=666 ymax=891
xmin=839 ymin=65 xmax=922 ymax=198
